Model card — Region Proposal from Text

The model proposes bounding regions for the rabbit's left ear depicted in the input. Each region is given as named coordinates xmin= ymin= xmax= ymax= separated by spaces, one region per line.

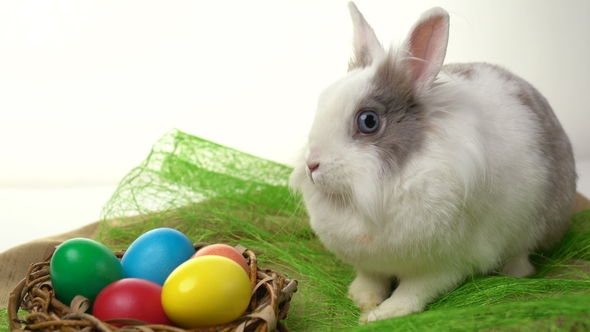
xmin=404 ymin=8 xmax=450 ymax=94
xmin=347 ymin=2 xmax=385 ymax=71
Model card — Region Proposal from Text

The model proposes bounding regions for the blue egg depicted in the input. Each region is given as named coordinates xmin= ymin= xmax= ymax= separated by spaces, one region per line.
xmin=121 ymin=228 xmax=195 ymax=285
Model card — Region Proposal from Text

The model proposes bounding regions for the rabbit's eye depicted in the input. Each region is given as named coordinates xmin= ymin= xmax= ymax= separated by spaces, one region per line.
xmin=357 ymin=110 xmax=380 ymax=134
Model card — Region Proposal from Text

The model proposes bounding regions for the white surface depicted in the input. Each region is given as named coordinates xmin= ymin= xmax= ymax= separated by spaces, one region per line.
xmin=1 ymin=1 xmax=590 ymax=253
xmin=0 ymin=186 xmax=117 ymax=253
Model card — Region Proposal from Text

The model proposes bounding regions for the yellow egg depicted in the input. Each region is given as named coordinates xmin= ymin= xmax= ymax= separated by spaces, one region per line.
xmin=161 ymin=255 xmax=252 ymax=328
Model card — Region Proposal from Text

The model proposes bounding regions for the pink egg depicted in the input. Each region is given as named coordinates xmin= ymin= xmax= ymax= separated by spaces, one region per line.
xmin=93 ymin=278 xmax=173 ymax=326
xmin=192 ymin=244 xmax=250 ymax=274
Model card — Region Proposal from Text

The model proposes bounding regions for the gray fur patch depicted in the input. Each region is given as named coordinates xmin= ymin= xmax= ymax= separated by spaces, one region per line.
xmin=348 ymin=51 xmax=373 ymax=71
xmin=353 ymin=53 xmax=427 ymax=175
xmin=442 ymin=63 xmax=476 ymax=79
xmin=512 ymin=72 xmax=577 ymax=248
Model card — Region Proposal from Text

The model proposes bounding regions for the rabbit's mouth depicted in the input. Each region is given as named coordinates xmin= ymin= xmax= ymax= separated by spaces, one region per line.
xmin=307 ymin=162 xmax=330 ymax=185
xmin=305 ymin=162 xmax=356 ymax=197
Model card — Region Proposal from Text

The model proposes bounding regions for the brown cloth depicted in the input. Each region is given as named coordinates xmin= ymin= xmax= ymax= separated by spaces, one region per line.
xmin=2 ymin=193 xmax=590 ymax=309
xmin=0 ymin=222 xmax=99 ymax=308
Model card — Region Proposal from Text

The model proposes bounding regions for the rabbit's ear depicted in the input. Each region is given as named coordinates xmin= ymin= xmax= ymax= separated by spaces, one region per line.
xmin=404 ymin=8 xmax=450 ymax=94
xmin=347 ymin=2 xmax=384 ymax=71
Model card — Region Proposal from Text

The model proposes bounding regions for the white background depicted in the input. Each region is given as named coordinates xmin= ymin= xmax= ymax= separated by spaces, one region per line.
xmin=1 ymin=0 xmax=590 ymax=252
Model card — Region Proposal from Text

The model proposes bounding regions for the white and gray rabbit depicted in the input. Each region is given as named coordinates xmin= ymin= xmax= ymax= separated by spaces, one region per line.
xmin=289 ymin=2 xmax=576 ymax=324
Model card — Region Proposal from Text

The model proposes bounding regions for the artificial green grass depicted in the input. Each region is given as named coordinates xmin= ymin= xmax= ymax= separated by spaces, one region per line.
xmin=4 ymin=129 xmax=590 ymax=331
xmin=0 ymin=309 xmax=9 ymax=332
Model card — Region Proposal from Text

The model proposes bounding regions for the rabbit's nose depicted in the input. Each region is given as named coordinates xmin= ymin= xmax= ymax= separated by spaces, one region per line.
xmin=305 ymin=150 xmax=320 ymax=174
xmin=306 ymin=149 xmax=321 ymax=174
xmin=308 ymin=162 xmax=320 ymax=173
xmin=307 ymin=161 xmax=320 ymax=183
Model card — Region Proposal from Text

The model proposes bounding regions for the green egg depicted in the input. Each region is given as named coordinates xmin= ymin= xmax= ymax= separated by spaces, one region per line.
xmin=50 ymin=238 xmax=124 ymax=310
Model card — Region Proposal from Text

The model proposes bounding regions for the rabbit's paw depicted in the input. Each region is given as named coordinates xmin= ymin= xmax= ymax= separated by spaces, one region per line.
xmin=501 ymin=253 xmax=535 ymax=278
xmin=348 ymin=273 xmax=390 ymax=312
xmin=365 ymin=300 xmax=418 ymax=323
xmin=358 ymin=310 xmax=372 ymax=325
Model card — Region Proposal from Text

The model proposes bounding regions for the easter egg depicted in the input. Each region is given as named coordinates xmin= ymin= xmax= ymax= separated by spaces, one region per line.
xmin=192 ymin=243 xmax=250 ymax=274
xmin=50 ymin=238 xmax=124 ymax=309
xmin=93 ymin=278 xmax=173 ymax=326
xmin=121 ymin=228 xmax=195 ymax=285
xmin=161 ymin=256 xmax=252 ymax=328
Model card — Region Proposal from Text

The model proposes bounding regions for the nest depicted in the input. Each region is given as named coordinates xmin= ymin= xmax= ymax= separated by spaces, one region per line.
xmin=8 ymin=243 xmax=298 ymax=332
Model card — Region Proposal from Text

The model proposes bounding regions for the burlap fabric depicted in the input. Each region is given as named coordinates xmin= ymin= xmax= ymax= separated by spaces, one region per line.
xmin=2 ymin=193 xmax=590 ymax=309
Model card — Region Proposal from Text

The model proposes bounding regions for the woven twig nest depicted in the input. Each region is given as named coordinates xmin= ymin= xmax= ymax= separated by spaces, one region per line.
xmin=8 ymin=243 xmax=298 ymax=332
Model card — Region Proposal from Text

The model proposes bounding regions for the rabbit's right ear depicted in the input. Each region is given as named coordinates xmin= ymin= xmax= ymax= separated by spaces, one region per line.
xmin=347 ymin=2 xmax=384 ymax=71
xmin=403 ymin=7 xmax=450 ymax=94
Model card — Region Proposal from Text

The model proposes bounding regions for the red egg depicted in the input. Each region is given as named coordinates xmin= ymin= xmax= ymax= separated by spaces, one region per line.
xmin=93 ymin=278 xmax=173 ymax=326
xmin=192 ymin=244 xmax=250 ymax=274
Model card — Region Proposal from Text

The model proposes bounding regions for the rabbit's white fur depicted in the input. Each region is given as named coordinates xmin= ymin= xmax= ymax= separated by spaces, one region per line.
xmin=289 ymin=2 xmax=575 ymax=324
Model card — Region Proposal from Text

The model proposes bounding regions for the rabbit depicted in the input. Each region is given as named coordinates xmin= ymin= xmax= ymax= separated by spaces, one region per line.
xmin=288 ymin=1 xmax=577 ymax=324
